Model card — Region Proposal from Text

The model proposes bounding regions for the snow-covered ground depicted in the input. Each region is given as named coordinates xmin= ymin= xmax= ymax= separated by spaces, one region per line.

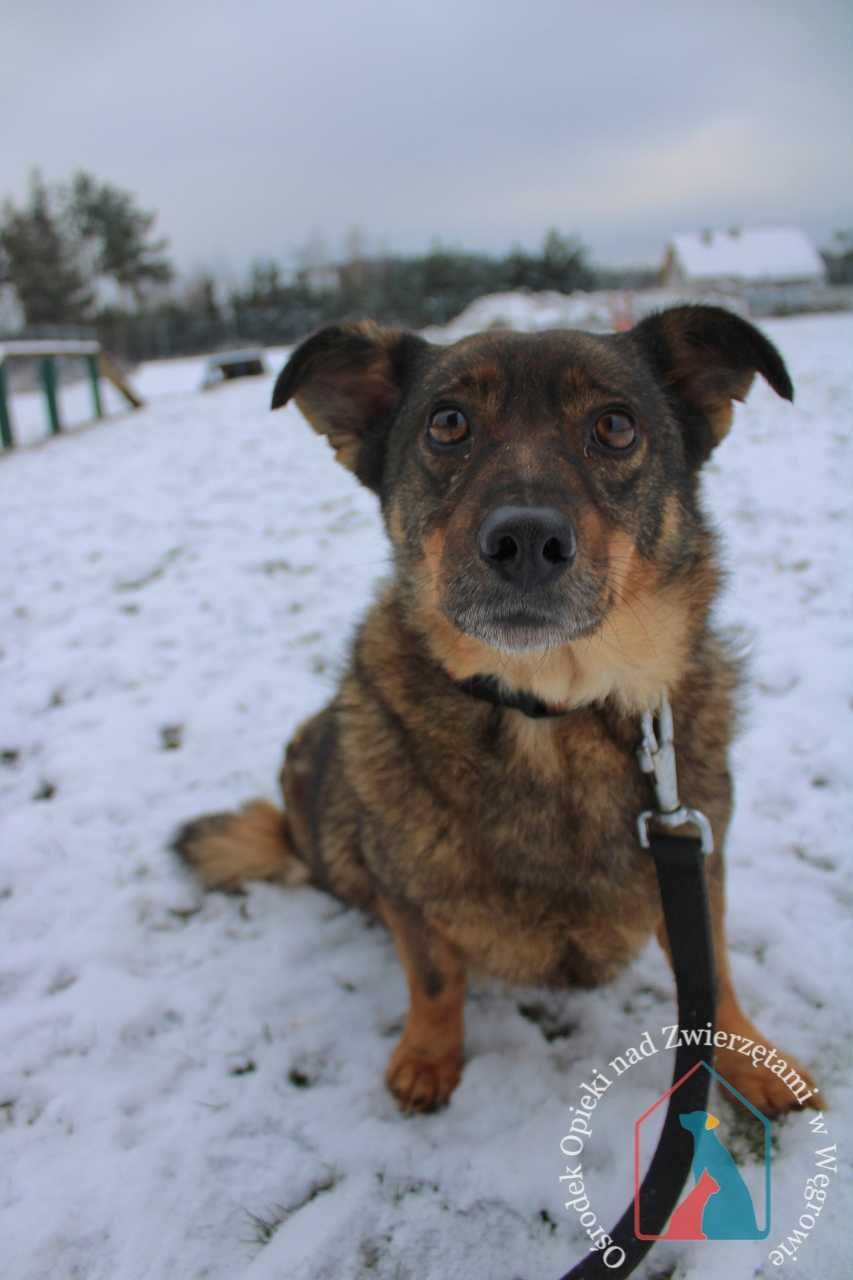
xmin=1 ymin=307 xmax=851 ymax=1280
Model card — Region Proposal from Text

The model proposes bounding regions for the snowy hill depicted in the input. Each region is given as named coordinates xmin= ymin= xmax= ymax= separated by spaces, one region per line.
xmin=1 ymin=307 xmax=851 ymax=1280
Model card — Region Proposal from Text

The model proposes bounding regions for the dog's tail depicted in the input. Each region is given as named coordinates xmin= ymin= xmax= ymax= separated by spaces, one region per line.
xmin=172 ymin=800 xmax=310 ymax=892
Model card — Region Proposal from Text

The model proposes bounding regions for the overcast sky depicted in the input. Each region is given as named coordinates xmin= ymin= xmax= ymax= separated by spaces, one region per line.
xmin=3 ymin=0 xmax=851 ymax=278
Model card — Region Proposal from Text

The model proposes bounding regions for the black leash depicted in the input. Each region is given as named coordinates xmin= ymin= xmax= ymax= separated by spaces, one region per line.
xmin=558 ymin=832 xmax=717 ymax=1279
xmin=559 ymin=699 xmax=718 ymax=1278
xmin=453 ymin=676 xmax=719 ymax=1278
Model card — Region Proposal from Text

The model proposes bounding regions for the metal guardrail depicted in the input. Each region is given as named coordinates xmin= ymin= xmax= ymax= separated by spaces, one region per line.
xmin=0 ymin=340 xmax=142 ymax=449
xmin=0 ymin=340 xmax=101 ymax=359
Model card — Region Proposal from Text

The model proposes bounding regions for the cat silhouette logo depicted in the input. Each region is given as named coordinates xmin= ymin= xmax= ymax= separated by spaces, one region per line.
xmin=634 ymin=1062 xmax=771 ymax=1240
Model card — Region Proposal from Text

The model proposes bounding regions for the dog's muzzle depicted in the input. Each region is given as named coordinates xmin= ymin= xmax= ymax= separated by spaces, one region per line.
xmin=477 ymin=505 xmax=576 ymax=592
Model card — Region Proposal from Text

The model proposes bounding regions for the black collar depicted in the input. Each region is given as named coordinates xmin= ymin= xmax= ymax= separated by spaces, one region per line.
xmin=454 ymin=674 xmax=568 ymax=719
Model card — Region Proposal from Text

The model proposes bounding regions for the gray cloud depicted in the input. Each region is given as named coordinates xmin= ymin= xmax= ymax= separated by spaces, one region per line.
xmin=3 ymin=0 xmax=851 ymax=274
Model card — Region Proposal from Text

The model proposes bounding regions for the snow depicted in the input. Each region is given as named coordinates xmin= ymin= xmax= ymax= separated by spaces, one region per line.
xmin=423 ymin=287 xmax=745 ymax=344
xmin=422 ymin=289 xmax=615 ymax=340
xmin=670 ymin=227 xmax=825 ymax=284
xmin=1 ymin=305 xmax=851 ymax=1280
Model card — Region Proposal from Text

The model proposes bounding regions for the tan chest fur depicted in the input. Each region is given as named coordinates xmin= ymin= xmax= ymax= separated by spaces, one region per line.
xmin=313 ymin=592 xmax=737 ymax=990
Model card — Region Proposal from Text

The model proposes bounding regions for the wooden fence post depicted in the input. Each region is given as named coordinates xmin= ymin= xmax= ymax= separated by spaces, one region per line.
xmin=0 ymin=341 xmax=141 ymax=445
xmin=98 ymin=351 xmax=144 ymax=409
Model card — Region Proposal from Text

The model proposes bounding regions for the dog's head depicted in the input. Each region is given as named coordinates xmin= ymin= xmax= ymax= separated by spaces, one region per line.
xmin=272 ymin=307 xmax=791 ymax=706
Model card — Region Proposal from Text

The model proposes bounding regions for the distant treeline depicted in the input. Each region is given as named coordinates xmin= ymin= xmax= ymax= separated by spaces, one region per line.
xmin=1 ymin=170 xmax=660 ymax=362
xmin=4 ymin=171 xmax=852 ymax=363
xmin=95 ymin=240 xmax=662 ymax=362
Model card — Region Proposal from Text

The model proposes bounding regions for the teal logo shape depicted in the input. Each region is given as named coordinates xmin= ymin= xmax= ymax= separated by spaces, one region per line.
xmin=634 ymin=1062 xmax=771 ymax=1240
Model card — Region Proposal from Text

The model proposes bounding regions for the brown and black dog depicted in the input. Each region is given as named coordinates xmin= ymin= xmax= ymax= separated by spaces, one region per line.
xmin=175 ymin=306 xmax=821 ymax=1117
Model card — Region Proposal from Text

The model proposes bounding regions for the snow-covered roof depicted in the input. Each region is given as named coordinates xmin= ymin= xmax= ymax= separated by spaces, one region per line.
xmin=670 ymin=227 xmax=824 ymax=283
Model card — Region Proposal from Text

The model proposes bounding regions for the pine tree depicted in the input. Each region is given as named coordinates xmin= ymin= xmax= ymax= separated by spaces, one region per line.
xmin=66 ymin=172 xmax=173 ymax=305
xmin=0 ymin=172 xmax=93 ymax=326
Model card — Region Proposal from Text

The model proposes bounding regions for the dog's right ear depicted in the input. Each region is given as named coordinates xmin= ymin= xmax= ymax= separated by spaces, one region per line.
xmin=271 ymin=321 xmax=428 ymax=493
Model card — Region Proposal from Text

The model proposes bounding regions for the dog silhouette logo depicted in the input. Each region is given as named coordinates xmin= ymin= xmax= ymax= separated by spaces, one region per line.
xmin=634 ymin=1062 xmax=771 ymax=1241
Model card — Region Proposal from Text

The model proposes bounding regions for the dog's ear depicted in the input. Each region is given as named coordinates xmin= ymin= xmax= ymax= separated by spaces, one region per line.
xmin=630 ymin=305 xmax=793 ymax=461
xmin=271 ymin=321 xmax=427 ymax=493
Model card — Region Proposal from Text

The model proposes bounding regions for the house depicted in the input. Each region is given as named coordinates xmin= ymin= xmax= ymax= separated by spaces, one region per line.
xmin=661 ymin=226 xmax=826 ymax=314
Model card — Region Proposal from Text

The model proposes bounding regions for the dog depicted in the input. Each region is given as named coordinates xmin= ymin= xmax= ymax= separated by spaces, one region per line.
xmin=175 ymin=305 xmax=821 ymax=1117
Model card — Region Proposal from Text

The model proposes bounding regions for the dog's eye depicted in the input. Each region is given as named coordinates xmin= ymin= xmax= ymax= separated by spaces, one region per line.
xmin=428 ymin=408 xmax=470 ymax=448
xmin=593 ymin=412 xmax=636 ymax=451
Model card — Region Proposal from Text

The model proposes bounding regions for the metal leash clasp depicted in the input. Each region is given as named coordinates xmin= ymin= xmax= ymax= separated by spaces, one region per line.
xmin=636 ymin=697 xmax=714 ymax=854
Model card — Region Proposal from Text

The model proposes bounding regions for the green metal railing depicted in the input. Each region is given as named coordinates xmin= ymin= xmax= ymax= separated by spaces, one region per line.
xmin=0 ymin=340 xmax=105 ymax=449
xmin=0 ymin=363 xmax=12 ymax=450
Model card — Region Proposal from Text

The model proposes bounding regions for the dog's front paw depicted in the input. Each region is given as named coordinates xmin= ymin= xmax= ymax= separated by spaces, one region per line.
xmin=715 ymin=1040 xmax=824 ymax=1117
xmin=385 ymin=1041 xmax=462 ymax=1113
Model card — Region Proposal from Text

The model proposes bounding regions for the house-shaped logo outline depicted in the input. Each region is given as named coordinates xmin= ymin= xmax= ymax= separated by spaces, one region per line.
xmin=633 ymin=1060 xmax=772 ymax=1241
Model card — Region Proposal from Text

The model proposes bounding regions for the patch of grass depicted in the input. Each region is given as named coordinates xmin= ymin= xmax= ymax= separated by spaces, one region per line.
xmin=167 ymin=904 xmax=202 ymax=922
xmin=257 ymin=558 xmax=313 ymax=576
xmin=245 ymin=1170 xmax=340 ymax=1247
xmin=790 ymin=843 xmax=836 ymax=872
xmin=388 ymin=1178 xmax=440 ymax=1206
xmin=115 ymin=546 xmax=182 ymax=592
xmin=518 ymin=1000 xmax=577 ymax=1043
xmin=359 ymin=1234 xmax=393 ymax=1270
xmin=46 ymin=969 xmax=77 ymax=995
xmin=159 ymin=724 xmax=183 ymax=751
xmin=244 ymin=1204 xmax=289 ymax=1246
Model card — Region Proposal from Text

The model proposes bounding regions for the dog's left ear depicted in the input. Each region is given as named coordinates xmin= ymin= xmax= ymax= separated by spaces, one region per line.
xmin=271 ymin=321 xmax=428 ymax=493
xmin=630 ymin=305 xmax=793 ymax=461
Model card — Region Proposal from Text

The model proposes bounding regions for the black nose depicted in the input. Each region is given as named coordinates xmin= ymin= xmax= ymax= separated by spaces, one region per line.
xmin=478 ymin=505 xmax=576 ymax=590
